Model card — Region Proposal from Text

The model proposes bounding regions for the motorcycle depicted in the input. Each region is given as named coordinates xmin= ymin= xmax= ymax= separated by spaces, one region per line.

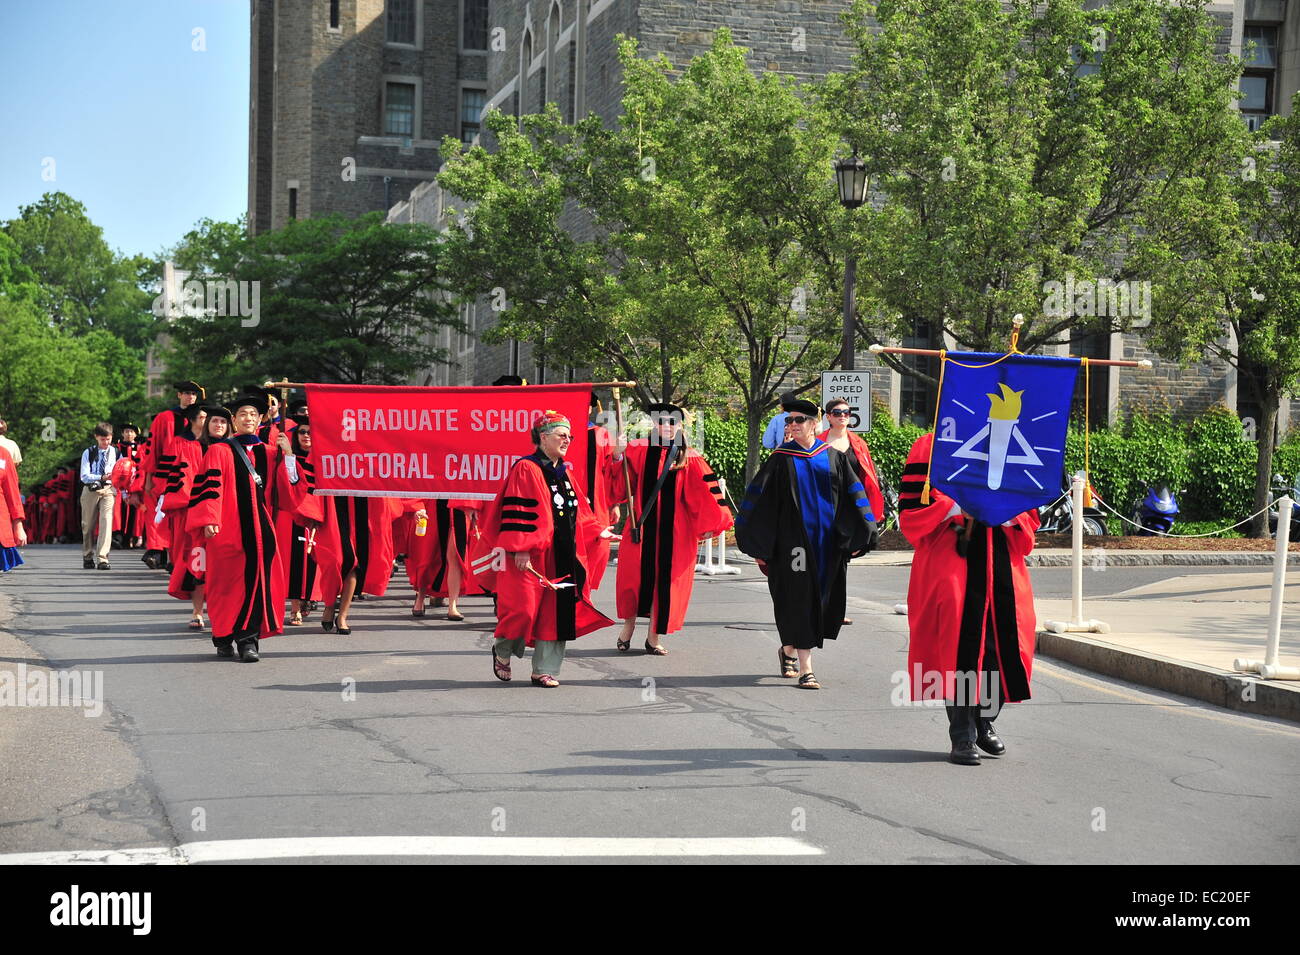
xmin=1267 ymin=472 xmax=1300 ymax=539
xmin=1126 ymin=484 xmax=1180 ymax=536
xmin=1037 ymin=471 xmax=1107 ymax=536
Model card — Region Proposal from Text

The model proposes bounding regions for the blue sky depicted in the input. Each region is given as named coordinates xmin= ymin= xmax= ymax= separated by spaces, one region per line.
xmin=0 ymin=0 xmax=249 ymax=259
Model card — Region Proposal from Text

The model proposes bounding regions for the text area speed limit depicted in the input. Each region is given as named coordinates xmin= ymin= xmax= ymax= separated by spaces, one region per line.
xmin=821 ymin=371 xmax=871 ymax=432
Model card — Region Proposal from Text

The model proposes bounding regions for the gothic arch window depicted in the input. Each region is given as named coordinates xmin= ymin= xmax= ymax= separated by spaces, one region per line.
xmin=547 ymin=2 xmax=562 ymax=107
xmin=518 ymin=28 xmax=533 ymax=118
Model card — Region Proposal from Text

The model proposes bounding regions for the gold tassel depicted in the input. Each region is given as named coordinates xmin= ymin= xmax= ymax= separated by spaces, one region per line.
xmin=921 ymin=480 xmax=931 ymax=505
xmin=1083 ymin=483 xmax=1094 ymax=508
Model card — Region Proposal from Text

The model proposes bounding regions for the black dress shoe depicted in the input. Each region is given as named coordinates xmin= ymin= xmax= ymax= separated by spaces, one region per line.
xmin=238 ymin=641 xmax=260 ymax=662
xmin=976 ymin=728 xmax=1006 ymax=756
xmin=83 ymin=558 xmax=95 ymax=569
xmin=216 ymin=644 xmax=236 ymax=658
xmin=949 ymin=741 xmax=981 ymax=766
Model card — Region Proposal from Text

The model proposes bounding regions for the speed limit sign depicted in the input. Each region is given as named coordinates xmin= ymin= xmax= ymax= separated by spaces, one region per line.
xmin=821 ymin=371 xmax=872 ymax=432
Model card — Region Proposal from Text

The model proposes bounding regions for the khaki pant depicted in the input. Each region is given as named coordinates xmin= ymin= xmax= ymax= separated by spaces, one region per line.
xmin=494 ymin=637 xmax=567 ymax=676
xmin=81 ymin=485 xmax=115 ymax=562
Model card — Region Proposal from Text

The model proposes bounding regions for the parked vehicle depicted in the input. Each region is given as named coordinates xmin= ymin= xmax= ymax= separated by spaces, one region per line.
xmin=1267 ymin=472 xmax=1300 ymax=539
xmin=1037 ymin=471 xmax=1107 ymax=536
xmin=1126 ymin=484 xmax=1180 ymax=536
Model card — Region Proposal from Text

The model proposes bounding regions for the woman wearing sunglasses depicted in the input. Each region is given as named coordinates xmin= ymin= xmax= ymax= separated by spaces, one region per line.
xmin=820 ymin=399 xmax=886 ymax=624
xmin=735 ymin=399 xmax=879 ymax=689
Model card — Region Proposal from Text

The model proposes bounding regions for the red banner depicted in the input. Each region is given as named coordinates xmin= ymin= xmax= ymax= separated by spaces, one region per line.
xmin=305 ymin=383 xmax=591 ymax=499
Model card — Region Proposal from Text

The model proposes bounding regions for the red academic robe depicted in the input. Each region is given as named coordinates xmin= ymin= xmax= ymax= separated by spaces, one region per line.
xmin=186 ymin=438 xmax=285 ymax=641
xmin=821 ymin=429 xmax=885 ymax=525
xmin=898 ymin=433 xmax=1039 ymax=704
xmin=143 ymin=409 xmax=185 ymax=550
xmin=314 ymin=494 xmax=402 ymax=604
xmin=161 ymin=433 xmax=207 ymax=600
xmin=406 ymin=498 xmax=487 ymax=598
xmin=270 ymin=449 xmax=325 ymax=602
xmin=53 ymin=471 xmax=75 ymax=541
xmin=613 ymin=441 xmax=733 ymax=635
xmin=476 ymin=453 xmax=611 ymax=644
xmin=575 ymin=423 xmax=621 ymax=591
xmin=0 ymin=447 xmax=24 ymax=550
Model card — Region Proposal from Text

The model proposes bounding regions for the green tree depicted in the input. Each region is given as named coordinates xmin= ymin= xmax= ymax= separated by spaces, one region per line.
xmin=439 ymin=31 xmax=852 ymax=481
xmin=164 ymin=212 xmax=460 ymax=394
xmin=824 ymin=0 xmax=1245 ymax=376
xmin=1130 ymin=95 xmax=1300 ymax=536
xmin=3 ymin=192 xmax=155 ymax=350
xmin=0 ymin=298 xmax=113 ymax=487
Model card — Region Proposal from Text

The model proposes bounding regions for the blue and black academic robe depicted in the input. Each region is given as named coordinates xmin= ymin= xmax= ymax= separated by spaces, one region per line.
xmin=735 ymin=439 xmax=878 ymax=649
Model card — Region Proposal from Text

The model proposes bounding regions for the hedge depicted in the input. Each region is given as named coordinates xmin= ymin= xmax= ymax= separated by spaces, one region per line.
xmin=698 ymin=400 xmax=1300 ymax=525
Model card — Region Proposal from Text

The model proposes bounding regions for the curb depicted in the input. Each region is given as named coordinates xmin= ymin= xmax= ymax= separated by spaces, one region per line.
xmin=1025 ymin=552 xmax=1300 ymax=567
xmin=834 ymin=552 xmax=1300 ymax=568
xmin=1035 ymin=629 xmax=1300 ymax=724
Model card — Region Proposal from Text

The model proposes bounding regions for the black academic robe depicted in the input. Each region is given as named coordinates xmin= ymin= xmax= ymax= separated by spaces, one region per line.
xmin=735 ymin=442 xmax=878 ymax=649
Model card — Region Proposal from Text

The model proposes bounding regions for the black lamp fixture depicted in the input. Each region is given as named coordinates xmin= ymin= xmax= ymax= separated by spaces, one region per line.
xmin=833 ymin=154 xmax=868 ymax=371
xmin=834 ymin=154 xmax=868 ymax=209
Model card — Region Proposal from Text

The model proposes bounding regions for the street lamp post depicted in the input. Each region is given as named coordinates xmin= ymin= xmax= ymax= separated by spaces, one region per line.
xmin=834 ymin=155 xmax=868 ymax=371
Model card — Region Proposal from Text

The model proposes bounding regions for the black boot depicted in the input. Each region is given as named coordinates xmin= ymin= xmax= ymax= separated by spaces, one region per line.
xmin=976 ymin=722 xmax=1005 ymax=756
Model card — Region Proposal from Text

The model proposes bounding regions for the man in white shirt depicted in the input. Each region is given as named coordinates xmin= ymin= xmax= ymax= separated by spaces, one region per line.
xmin=0 ymin=418 xmax=21 ymax=469
xmin=760 ymin=393 xmax=800 ymax=450
xmin=80 ymin=423 xmax=119 ymax=570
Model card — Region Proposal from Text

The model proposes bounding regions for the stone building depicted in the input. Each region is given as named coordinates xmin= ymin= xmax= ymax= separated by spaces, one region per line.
xmin=247 ymin=0 xmax=491 ymax=234
xmin=249 ymin=0 xmax=1300 ymax=437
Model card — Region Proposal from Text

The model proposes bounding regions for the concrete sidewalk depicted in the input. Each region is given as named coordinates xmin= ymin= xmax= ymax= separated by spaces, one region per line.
xmin=847 ymin=548 xmax=1300 ymax=567
xmin=1031 ymin=571 xmax=1300 ymax=722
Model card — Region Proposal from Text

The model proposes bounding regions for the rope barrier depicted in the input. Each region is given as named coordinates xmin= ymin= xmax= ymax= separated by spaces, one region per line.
xmin=1089 ymin=492 xmax=1278 ymax=538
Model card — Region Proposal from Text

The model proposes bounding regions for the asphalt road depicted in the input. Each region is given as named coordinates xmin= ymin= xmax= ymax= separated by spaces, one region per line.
xmin=1 ymin=546 xmax=1296 ymax=864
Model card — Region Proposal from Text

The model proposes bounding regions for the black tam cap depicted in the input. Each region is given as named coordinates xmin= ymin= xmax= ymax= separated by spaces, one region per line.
xmin=174 ymin=380 xmax=205 ymax=398
xmin=180 ymin=404 xmax=204 ymax=423
xmin=492 ymin=375 xmax=527 ymax=386
xmin=647 ymin=402 xmax=685 ymax=419
xmin=199 ymin=404 xmax=232 ymax=424
xmin=119 ymin=423 xmax=138 ymax=433
xmin=229 ymin=394 xmax=269 ymax=416
xmin=784 ymin=398 xmax=820 ymax=417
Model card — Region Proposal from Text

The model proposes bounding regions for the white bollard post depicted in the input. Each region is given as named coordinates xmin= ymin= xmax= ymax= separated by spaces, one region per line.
xmin=1234 ymin=496 xmax=1297 ymax=677
xmin=697 ymin=534 xmax=713 ymax=573
xmin=1264 ymin=495 xmax=1290 ymax=670
xmin=714 ymin=479 xmax=740 ymax=575
xmin=1042 ymin=474 xmax=1110 ymax=634
xmin=1071 ymin=474 xmax=1084 ymax=626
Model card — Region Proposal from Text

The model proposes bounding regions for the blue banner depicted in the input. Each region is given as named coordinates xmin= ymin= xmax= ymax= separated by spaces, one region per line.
xmin=930 ymin=353 xmax=1081 ymax=526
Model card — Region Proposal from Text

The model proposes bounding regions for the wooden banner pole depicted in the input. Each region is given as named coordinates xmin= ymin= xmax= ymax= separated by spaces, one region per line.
xmin=264 ymin=380 xmax=639 ymax=389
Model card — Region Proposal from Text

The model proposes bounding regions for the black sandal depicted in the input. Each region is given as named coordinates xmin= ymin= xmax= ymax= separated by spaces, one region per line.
xmin=777 ymin=647 xmax=798 ymax=678
xmin=797 ymin=672 xmax=821 ymax=690
xmin=644 ymin=640 xmax=668 ymax=656
xmin=616 ymin=636 xmax=632 ymax=652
